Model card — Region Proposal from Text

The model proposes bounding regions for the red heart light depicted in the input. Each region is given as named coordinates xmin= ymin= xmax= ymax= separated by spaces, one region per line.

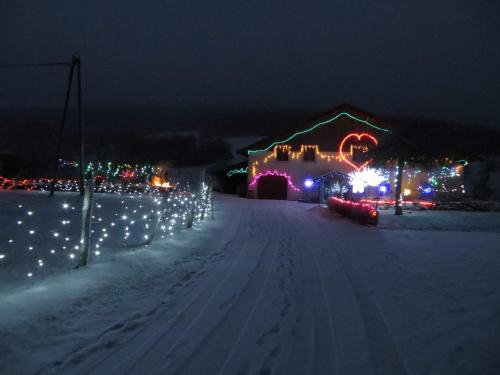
xmin=339 ymin=133 xmax=378 ymax=171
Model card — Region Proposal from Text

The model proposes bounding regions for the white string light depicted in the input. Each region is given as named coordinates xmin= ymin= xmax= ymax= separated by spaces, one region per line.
xmin=0 ymin=181 xmax=213 ymax=282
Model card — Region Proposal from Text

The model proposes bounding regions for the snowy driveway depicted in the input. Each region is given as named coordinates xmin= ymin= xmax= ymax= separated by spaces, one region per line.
xmin=2 ymin=194 xmax=500 ymax=374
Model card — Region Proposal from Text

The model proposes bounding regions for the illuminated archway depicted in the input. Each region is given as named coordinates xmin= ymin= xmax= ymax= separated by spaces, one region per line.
xmin=249 ymin=170 xmax=300 ymax=192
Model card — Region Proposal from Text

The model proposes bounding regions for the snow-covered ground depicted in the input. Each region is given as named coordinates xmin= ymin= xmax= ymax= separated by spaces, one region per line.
xmin=1 ymin=194 xmax=500 ymax=374
xmin=378 ymin=207 xmax=500 ymax=232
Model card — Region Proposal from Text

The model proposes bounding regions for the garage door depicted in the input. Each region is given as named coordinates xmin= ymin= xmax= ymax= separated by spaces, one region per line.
xmin=257 ymin=175 xmax=287 ymax=200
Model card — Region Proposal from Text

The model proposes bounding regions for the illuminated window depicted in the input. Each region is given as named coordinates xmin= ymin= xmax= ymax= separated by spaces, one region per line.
xmin=303 ymin=147 xmax=315 ymax=161
xmin=276 ymin=147 xmax=289 ymax=161
xmin=351 ymin=145 xmax=369 ymax=163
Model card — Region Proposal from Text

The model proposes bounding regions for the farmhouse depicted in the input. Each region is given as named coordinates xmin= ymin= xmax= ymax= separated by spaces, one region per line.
xmin=229 ymin=103 xmax=466 ymax=202
xmin=233 ymin=104 xmax=392 ymax=201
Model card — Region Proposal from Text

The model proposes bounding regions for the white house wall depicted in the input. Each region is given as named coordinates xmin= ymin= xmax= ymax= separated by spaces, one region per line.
xmin=247 ymin=151 xmax=353 ymax=200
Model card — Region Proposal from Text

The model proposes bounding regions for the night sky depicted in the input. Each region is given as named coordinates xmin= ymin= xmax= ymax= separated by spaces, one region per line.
xmin=1 ymin=1 xmax=499 ymax=133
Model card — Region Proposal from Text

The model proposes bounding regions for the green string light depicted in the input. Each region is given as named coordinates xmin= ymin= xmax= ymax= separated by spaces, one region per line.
xmin=248 ymin=112 xmax=391 ymax=154
xmin=227 ymin=167 xmax=248 ymax=177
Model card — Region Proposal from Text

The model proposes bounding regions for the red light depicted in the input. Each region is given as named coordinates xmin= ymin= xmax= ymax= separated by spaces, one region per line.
xmin=249 ymin=170 xmax=300 ymax=191
xmin=121 ymin=170 xmax=136 ymax=179
xmin=339 ymin=133 xmax=378 ymax=171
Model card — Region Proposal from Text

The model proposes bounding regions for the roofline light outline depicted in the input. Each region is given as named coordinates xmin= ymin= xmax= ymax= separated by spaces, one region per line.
xmin=247 ymin=112 xmax=391 ymax=154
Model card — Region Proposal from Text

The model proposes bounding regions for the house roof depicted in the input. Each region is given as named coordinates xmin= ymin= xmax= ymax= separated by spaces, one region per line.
xmin=237 ymin=103 xmax=394 ymax=156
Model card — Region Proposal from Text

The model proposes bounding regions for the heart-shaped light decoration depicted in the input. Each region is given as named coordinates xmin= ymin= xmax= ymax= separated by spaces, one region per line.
xmin=339 ymin=133 xmax=378 ymax=171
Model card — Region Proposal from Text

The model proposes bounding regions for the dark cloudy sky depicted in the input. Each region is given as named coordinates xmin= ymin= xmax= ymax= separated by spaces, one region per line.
xmin=1 ymin=0 xmax=499 ymax=132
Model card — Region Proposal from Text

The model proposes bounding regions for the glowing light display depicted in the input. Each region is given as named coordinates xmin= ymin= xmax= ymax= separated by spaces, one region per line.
xmin=0 ymin=175 xmax=173 ymax=194
xmin=0 ymin=182 xmax=213 ymax=281
xmin=247 ymin=112 xmax=391 ymax=154
xmin=248 ymin=170 xmax=300 ymax=191
xmin=419 ymin=185 xmax=433 ymax=195
xmin=59 ymin=160 xmax=160 ymax=179
xmin=378 ymin=184 xmax=389 ymax=194
xmin=339 ymin=133 xmax=378 ymax=171
xmin=327 ymin=197 xmax=379 ymax=225
xmin=249 ymin=144 xmax=344 ymax=178
xmin=226 ymin=167 xmax=248 ymax=177
xmin=121 ymin=170 xmax=136 ymax=179
xmin=303 ymin=178 xmax=314 ymax=188
xmin=151 ymin=176 xmax=173 ymax=189
xmin=360 ymin=199 xmax=435 ymax=208
xmin=348 ymin=168 xmax=385 ymax=194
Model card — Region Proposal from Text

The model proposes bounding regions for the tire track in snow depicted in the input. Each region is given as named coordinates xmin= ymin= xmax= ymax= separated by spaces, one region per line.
xmin=288 ymin=208 xmax=340 ymax=375
xmin=217 ymin=211 xmax=286 ymax=375
xmin=310 ymin=205 xmax=412 ymax=375
xmin=49 ymin=197 xmax=251 ymax=375
xmin=170 ymin=204 xmax=289 ymax=374
xmin=115 ymin=201 xmax=273 ymax=374
xmin=332 ymin=247 xmax=412 ymax=375
xmin=44 ymin=198 xmax=413 ymax=375
xmin=120 ymin=201 xmax=259 ymax=375
xmin=254 ymin=211 xmax=297 ymax=375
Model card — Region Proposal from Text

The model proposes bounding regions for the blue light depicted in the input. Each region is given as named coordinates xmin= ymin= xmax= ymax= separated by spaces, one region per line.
xmin=378 ymin=183 xmax=390 ymax=194
xmin=304 ymin=178 xmax=314 ymax=188
xmin=421 ymin=186 xmax=432 ymax=194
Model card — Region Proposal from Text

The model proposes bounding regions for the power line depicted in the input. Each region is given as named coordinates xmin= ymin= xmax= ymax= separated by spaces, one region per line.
xmin=0 ymin=62 xmax=71 ymax=68
xmin=0 ymin=56 xmax=86 ymax=196
xmin=0 ymin=92 xmax=81 ymax=98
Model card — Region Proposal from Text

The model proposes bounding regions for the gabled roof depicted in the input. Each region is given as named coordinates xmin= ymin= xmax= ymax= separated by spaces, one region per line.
xmin=237 ymin=103 xmax=394 ymax=156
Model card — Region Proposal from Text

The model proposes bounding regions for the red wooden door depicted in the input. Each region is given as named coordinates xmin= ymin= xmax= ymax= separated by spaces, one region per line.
xmin=257 ymin=175 xmax=287 ymax=200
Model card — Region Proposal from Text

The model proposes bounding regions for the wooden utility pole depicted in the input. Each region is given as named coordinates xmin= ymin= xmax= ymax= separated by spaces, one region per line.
xmin=49 ymin=62 xmax=75 ymax=196
xmin=0 ymin=59 xmax=82 ymax=196
xmin=48 ymin=55 xmax=85 ymax=196
xmin=75 ymin=55 xmax=85 ymax=195
xmin=78 ymin=177 xmax=94 ymax=267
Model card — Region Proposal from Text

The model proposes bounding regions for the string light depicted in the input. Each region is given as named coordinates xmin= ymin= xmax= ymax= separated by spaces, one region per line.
xmin=327 ymin=196 xmax=379 ymax=225
xmin=339 ymin=133 xmax=378 ymax=171
xmin=248 ymin=144 xmax=344 ymax=178
xmin=247 ymin=111 xmax=391 ymax=154
xmin=248 ymin=170 xmax=301 ymax=191
xmin=59 ymin=159 xmax=161 ymax=180
xmin=226 ymin=167 xmax=248 ymax=177
xmin=1 ymin=179 xmax=213 ymax=281
xmin=348 ymin=168 xmax=385 ymax=194
xmin=303 ymin=178 xmax=314 ymax=188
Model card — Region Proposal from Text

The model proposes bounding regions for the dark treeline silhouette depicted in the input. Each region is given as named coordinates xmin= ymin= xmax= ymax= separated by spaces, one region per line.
xmin=0 ymin=122 xmax=232 ymax=178
xmin=0 ymin=107 xmax=316 ymax=137
xmin=1 ymin=115 xmax=499 ymax=179
xmin=0 ymin=122 xmax=58 ymax=177
xmin=386 ymin=117 xmax=500 ymax=158
xmin=89 ymin=131 xmax=232 ymax=166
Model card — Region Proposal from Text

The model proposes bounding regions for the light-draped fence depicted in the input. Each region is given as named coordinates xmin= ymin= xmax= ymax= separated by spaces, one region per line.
xmin=0 ymin=180 xmax=213 ymax=291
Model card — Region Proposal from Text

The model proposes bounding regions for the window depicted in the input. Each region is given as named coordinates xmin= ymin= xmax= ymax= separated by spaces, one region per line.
xmin=303 ymin=147 xmax=316 ymax=161
xmin=276 ymin=146 xmax=289 ymax=161
xmin=351 ymin=145 xmax=369 ymax=163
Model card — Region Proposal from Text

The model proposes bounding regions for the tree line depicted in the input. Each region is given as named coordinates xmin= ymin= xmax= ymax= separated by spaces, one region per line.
xmin=0 ymin=122 xmax=232 ymax=177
